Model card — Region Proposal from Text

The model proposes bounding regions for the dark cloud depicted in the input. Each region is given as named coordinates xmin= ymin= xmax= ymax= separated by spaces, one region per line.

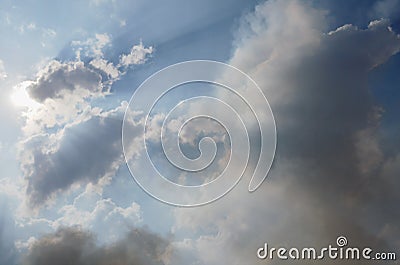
xmin=22 ymin=107 xmax=126 ymax=207
xmin=27 ymin=60 xmax=103 ymax=103
xmin=22 ymin=227 xmax=171 ymax=265
xmin=26 ymin=40 xmax=154 ymax=103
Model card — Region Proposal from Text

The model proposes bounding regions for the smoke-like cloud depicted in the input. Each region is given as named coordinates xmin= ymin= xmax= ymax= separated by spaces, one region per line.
xmin=22 ymin=227 xmax=171 ymax=265
xmin=172 ymin=1 xmax=400 ymax=264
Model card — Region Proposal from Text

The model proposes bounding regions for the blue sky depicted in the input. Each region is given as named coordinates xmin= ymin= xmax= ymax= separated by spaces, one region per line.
xmin=0 ymin=1 xmax=400 ymax=265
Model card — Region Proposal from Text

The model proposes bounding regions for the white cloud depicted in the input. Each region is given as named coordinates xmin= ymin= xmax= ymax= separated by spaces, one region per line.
xmin=19 ymin=60 xmax=105 ymax=134
xmin=55 ymin=192 xmax=142 ymax=243
xmin=15 ymin=236 xmax=37 ymax=251
xmin=72 ymin=33 xmax=111 ymax=58
xmin=89 ymin=58 xmax=120 ymax=79
xmin=119 ymin=41 xmax=153 ymax=67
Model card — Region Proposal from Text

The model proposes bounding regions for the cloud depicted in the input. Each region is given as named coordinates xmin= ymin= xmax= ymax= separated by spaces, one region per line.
xmin=119 ymin=41 xmax=153 ymax=67
xmin=171 ymin=0 xmax=400 ymax=264
xmin=20 ymin=59 xmax=106 ymax=134
xmin=27 ymin=60 xmax=104 ymax=103
xmin=22 ymin=226 xmax=171 ymax=265
xmin=53 ymin=185 xmax=142 ymax=242
xmin=89 ymin=58 xmax=119 ymax=79
xmin=371 ymin=0 xmax=400 ymax=20
xmin=21 ymin=104 xmax=128 ymax=208
xmin=72 ymin=33 xmax=111 ymax=58
xmin=20 ymin=37 xmax=152 ymax=135
xmin=15 ymin=34 xmax=154 ymax=207
xmin=0 ymin=60 xmax=7 ymax=80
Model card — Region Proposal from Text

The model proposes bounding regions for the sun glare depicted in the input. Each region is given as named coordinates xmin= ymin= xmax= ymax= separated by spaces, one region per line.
xmin=10 ymin=81 xmax=41 ymax=109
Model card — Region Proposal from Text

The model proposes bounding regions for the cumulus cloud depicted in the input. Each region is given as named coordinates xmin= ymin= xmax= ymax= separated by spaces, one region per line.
xmin=15 ymin=34 xmax=153 ymax=208
xmin=171 ymin=1 xmax=400 ymax=264
xmin=13 ymin=167 xmax=143 ymax=252
xmin=21 ymin=38 xmax=152 ymax=135
xmin=89 ymin=58 xmax=120 ymax=79
xmin=22 ymin=60 xmax=106 ymax=134
xmin=119 ymin=41 xmax=153 ymax=67
xmin=53 ymin=186 xmax=142 ymax=242
xmin=27 ymin=60 xmax=104 ymax=103
xmin=21 ymin=104 xmax=128 ymax=207
xmin=22 ymin=227 xmax=171 ymax=265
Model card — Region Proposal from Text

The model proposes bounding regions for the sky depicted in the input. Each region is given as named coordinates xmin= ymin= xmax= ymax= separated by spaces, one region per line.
xmin=0 ymin=0 xmax=400 ymax=264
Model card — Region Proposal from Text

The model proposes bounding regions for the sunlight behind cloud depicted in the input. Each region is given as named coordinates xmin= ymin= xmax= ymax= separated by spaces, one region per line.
xmin=10 ymin=81 xmax=41 ymax=110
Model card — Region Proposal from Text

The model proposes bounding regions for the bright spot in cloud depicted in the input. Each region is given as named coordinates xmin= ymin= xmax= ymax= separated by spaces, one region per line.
xmin=11 ymin=81 xmax=41 ymax=109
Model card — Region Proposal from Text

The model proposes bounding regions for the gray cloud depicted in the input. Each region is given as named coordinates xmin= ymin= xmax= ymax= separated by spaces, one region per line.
xmin=17 ymin=35 xmax=154 ymax=208
xmin=22 ymin=226 xmax=171 ymax=265
xmin=172 ymin=1 xmax=400 ymax=264
xmin=28 ymin=60 xmax=103 ymax=103
xmin=22 ymin=105 xmax=126 ymax=207
xmin=20 ymin=37 xmax=153 ymax=134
